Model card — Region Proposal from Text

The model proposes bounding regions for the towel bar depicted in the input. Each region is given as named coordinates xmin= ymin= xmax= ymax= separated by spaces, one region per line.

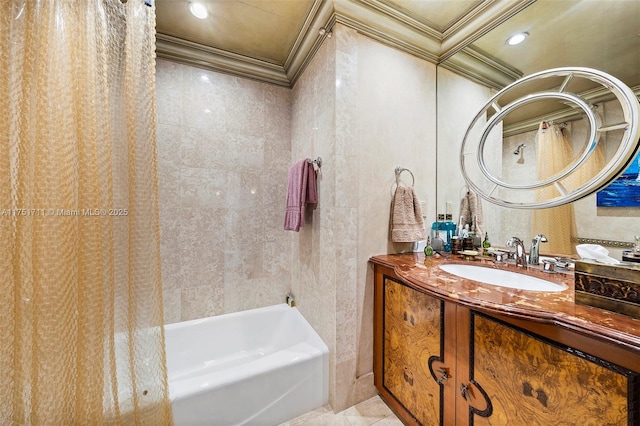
xmin=308 ymin=157 xmax=322 ymax=168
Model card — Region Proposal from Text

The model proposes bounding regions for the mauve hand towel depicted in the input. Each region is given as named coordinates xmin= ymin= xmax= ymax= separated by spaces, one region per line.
xmin=306 ymin=163 xmax=318 ymax=207
xmin=390 ymin=186 xmax=425 ymax=243
xmin=284 ymin=159 xmax=310 ymax=232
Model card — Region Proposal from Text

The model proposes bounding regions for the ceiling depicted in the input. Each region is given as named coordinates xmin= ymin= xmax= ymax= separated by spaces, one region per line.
xmin=155 ymin=0 xmax=640 ymax=92
xmin=155 ymin=0 xmax=536 ymax=86
xmin=156 ymin=0 xmax=316 ymax=65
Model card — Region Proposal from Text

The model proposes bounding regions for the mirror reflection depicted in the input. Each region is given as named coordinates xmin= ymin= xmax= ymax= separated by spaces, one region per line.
xmin=462 ymin=68 xmax=638 ymax=210
xmin=437 ymin=0 xmax=640 ymax=258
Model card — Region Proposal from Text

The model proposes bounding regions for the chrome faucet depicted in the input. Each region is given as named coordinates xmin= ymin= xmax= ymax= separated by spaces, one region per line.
xmin=529 ymin=234 xmax=548 ymax=265
xmin=506 ymin=237 xmax=527 ymax=267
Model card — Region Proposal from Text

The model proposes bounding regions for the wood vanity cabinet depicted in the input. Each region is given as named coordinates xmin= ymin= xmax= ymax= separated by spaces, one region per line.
xmin=373 ymin=265 xmax=640 ymax=426
xmin=378 ymin=276 xmax=448 ymax=425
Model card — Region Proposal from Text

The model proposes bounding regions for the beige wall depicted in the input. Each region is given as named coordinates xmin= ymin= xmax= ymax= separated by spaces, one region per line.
xmin=436 ymin=67 xmax=502 ymax=244
xmin=355 ymin=31 xmax=437 ymax=400
xmin=289 ymin=24 xmax=339 ymax=410
xmin=290 ymin=24 xmax=437 ymax=412
xmin=156 ymin=24 xmax=438 ymax=413
xmin=155 ymin=59 xmax=293 ymax=323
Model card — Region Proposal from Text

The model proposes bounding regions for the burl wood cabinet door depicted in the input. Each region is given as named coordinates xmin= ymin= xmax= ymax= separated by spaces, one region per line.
xmin=463 ymin=311 xmax=640 ymax=426
xmin=383 ymin=277 xmax=445 ymax=425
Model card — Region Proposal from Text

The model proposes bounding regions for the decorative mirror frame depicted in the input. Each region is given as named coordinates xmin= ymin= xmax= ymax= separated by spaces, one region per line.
xmin=460 ymin=67 xmax=640 ymax=209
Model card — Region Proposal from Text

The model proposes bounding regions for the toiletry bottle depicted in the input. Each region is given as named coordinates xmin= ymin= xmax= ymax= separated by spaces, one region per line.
xmin=482 ymin=232 xmax=490 ymax=255
xmin=424 ymin=237 xmax=433 ymax=256
xmin=444 ymin=214 xmax=457 ymax=252
xmin=470 ymin=215 xmax=481 ymax=249
xmin=430 ymin=215 xmax=441 ymax=241
xmin=624 ymin=235 xmax=640 ymax=262
xmin=451 ymin=236 xmax=462 ymax=254
xmin=431 ymin=214 xmax=457 ymax=253
xmin=443 ymin=204 xmax=457 ymax=251
xmin=431 ymin=215 xmax=445 ymax=252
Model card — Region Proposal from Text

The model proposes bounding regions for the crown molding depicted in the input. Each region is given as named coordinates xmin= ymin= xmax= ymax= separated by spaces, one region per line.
xmin=353 ymin=0 xmax=442 ymax=41
xmin=155 ymin=33 xmax=290 ymax=86
xmin=441 ymin=0 xmax=494 ymax=37
xmin=155 ymin=0 xmax=535 ymax=88
xmin=502 ymin=85 xmax=640 ymax=137
xmin=286 ymin=0 xmax=336 ymax=87
xmin=332 ymin=0 xmax=441 ymax=63
xmin=440 ymin=46 xmax=522 ymax=90
xmin=439 ymin=0 xmax=536 ymax=61
xmin=285 ymin=0 xmax=327 ymax=71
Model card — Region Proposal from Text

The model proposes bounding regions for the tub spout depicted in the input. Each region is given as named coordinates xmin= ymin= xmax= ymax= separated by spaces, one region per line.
xmin=286 ymin=293 xmax=296 ymax=307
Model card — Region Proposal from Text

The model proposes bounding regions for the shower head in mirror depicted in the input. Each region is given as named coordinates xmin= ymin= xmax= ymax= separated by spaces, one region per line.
xmin=514 ymin=143 xmax=526 ymax=164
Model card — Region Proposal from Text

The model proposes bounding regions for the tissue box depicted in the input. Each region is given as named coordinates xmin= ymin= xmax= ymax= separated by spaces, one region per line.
xmin=574 ymin=260 xmax=640 ymax=319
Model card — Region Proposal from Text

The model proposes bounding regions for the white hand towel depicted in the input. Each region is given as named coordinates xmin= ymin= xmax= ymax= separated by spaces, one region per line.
xmin=576 ymin=244 xmax=620 ymax=264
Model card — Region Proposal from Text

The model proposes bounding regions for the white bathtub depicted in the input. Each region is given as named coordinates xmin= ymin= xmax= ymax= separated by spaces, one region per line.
xmin=165 ymin=304 xmax=329 ymax=425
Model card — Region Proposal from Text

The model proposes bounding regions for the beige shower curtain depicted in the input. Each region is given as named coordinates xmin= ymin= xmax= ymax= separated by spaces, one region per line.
xmin=0 ymin=1 xmax=172 ymax=424
xmin=532 ymin=121 xmax=605 ymax=255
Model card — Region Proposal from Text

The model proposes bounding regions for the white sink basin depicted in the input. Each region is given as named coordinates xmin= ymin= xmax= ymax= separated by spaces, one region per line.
xmin=439 ymin=264 xmax=568 ymax=292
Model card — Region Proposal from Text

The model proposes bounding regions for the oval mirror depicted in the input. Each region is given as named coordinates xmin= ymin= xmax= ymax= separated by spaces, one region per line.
xmin=460 ymin=67 xmax=640 ymax=209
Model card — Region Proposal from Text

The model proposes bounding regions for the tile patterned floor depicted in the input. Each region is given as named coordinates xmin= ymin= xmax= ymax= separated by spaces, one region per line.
xmin=279 ymin=396 xmax=403 ymax=426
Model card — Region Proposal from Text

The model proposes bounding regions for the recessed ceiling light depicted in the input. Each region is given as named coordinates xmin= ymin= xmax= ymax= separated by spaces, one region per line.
xmin=189 ymin=2 xmax=208 ymax=19
xmin=506 ymin=32 xmax=528 ymax=46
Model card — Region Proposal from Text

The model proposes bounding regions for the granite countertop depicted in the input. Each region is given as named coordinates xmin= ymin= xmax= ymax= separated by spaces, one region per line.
xmin=370 ymin=252 xmax=640 ymax=353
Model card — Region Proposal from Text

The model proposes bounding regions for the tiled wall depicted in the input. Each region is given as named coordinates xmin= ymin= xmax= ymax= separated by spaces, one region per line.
xmin=290 ymin=27 xmax=339 ymax=410
xmin=156 ymin=25 xmax=439 ymax=413
xmin=155 ymin=59 xmax=293 ymax=323
xmin=290 ymin=25 xmax=437 ymax=412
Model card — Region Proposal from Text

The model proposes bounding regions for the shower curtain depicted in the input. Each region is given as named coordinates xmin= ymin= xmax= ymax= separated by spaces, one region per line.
xmin=533 ymin=122 xmax=576 ymax=254
xmin=532 ymin=121 xmax=605 ymax=255
xmin=0 ymin=1 xmax=172 ymax=424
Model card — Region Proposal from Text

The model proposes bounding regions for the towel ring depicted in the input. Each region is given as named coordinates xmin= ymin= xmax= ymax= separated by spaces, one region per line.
xmin=395 ymin=166 xmax=415 ymax=187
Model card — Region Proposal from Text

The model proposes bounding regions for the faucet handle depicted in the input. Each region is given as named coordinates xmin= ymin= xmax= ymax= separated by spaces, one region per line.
xmin=493 ymin=251 xmax=508 ymax=263
xmin=542 ymin=259 xmax=556 ymax=273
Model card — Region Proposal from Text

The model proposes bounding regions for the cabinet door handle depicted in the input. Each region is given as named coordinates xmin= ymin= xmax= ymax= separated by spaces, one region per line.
xmin=436 ymin=368 xmax=449 ymax=384
xmin=427 ymin=356 xmax=448 ymax=386
xmin=403 ymin=368 xmax=414 ymax=386
xmin=459 ymin=384 xmax=471 ymax=401
xmin=460 ymin=380 xmax=494 ymax=418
